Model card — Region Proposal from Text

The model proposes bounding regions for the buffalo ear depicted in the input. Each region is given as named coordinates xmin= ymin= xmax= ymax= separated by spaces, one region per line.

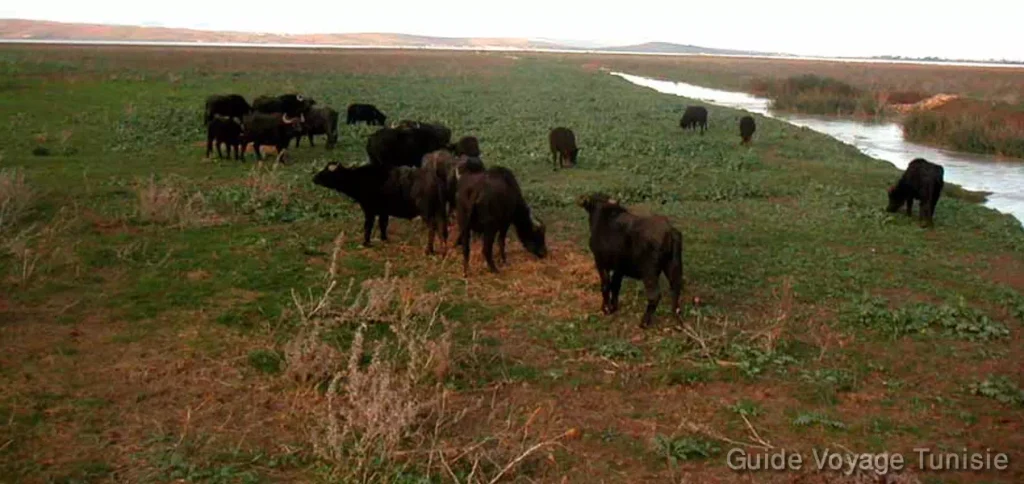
xmin=327 ymin=163 xmax=339 ymax=172
xmin=575 ymin=194 xmax=588 ymax=207
xmin=886 ymin=185 xmax=895 ymax=194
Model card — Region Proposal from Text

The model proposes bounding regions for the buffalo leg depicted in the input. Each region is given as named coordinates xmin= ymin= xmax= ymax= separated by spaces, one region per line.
xmin=552 ymin=151 xmax=559 ymax=171
xmin=425 ymin=220 xmax=436 ymax=255
xmin=439 ymin=213 xmax=449 ymax=254
xmin=206 ymin=135 xmax=214 ymax=158
xmin=481 ymin=232 xmax=499 ymax=273
xmin=609 ymin=271 xmax=624 ymax=314
xmin=905 ymin=198 xmax=913 ymax=217
xmin=362 ymin=212 xmax=375 ymax=247
xmin=253 ymin=144 xmax=263 ymax=161
xmin=598 ymin=267 xmax=612 ymax=314
xmin=641 ymin=276 xmax=662 ymax=328
xmin=378 ymin=215 xmax=390 ymax=242
xmin=216 ymin=141 xmax=225 ymax=159
xmin=497 ymin=227 xmax=508 ymax=264
xmin=666 ymin=265 xmax=683 ymax=319
xmin=308 ymin=133 xmax=315 ymax=147
xmin=460 ymin=229 xmax=472 ymax=277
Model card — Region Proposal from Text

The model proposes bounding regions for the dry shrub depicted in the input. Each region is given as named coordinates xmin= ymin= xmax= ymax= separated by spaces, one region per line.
xmin=3 ymin=207 xmax=78 ymax=285
xmin=289 ymin=233 xmax=567 ymax=482
xmin=132 ymin=174 xmax=213 ymax=227
xmin=0 ymin=167 xmax=35 ymax=232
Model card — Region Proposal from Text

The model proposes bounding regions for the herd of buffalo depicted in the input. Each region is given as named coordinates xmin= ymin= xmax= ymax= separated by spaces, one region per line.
xmin=203 ymin=92 xmax=946 ymax=327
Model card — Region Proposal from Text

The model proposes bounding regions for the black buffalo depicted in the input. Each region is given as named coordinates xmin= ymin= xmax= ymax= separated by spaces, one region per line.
xmin=346 ymin=103 xmax=387 ymax=126
xmin=680 ymin=106 xmax=709 ymax=134
xmin=295 ymin=106 xmax=340 ymax=149
xmin=739 ymin=115 xmax=756 ymax=144
xmin=241 ymin=112 xmax=304 ymax=162
xmin=204 ymin=94 xmax=251 ymax=125
xmin=206 ymin=115 xmax=244 ymax=160
xmin=549 ymin=127 xmax=579 ymax=170
xmin=252 ymin=94 xmax=315 ymax=118
xmin=578 ymin=193 xmax=684 ymax=328
xmin=366 ymin=124 xmax=452 ymax=168
xmin=456 ymin=166 xmax=547 ymax=275
xmin=312 ymin=161 xmax=449 ymax=253
xmin=886 ymin=158 xmax=945 ymax=227
xmin=450 ymin=136 xmax=481 ymax=159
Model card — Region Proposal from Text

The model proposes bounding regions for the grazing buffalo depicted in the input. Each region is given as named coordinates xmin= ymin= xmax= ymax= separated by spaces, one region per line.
xmin=253 ymin=94 xmax=315 ymax=118
xmin=680 ymin=106 xmax=709 ymax=134
xmin=456 ymin=166 xmax=547 ymax=275
xmin=366 ymin=123 xmax=452 ymax=168
xmin=204 ymin=94 xmax=252 ymax=125
xmin=739 ymin=115 xmax=756 ymax=144
xmin=886 ymin=158 xmax=945 ymax=227
xmin=578 ymin=193 xmax=683 ymax=328
xmin=346 ymin=103 xmax=387 ymax=126
xmin=295 ymin=105 xmax=340 ymax=149
xmin=206 ymin=115 xmax=244 ymax=160
xmin=548 ymin=127 xmax=579 ymax=170
xmin=241 ymin=112 xmax=304 ymax=162
xmin=312 ymin=161 xmax=449 ymax=253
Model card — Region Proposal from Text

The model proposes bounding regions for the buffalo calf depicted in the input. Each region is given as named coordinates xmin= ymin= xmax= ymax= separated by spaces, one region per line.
xmin=346 ymin=103 xmax=387 ymax=126
xmin=886 ymin=158 xmax=945 ymax=227
xmin=548 ymin=127 xmax=579 ymax=170
xmin=680 ymin=106 xmax=708 ymax=134
xmin=578 ymin=193 xmax=684 ymax=328
xmin=739 ymin=115 xmax=756 ymax=144
xmin=206 ymin=115 xmax=243 ymax=160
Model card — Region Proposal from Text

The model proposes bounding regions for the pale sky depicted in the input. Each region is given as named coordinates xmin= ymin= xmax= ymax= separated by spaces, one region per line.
xmin=3 ymin=1 xmax=1023 ymax=60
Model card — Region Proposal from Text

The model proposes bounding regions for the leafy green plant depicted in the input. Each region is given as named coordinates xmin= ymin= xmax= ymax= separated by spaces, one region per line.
xmin=969 ymin=376 xmax=1024 ymax=406
xmin=652 ymin=435 xmax=720 ymax=464
xmin=728 ymin=399 xmax=762 ymax=417
xmin=248 ymin=349 xmax=283 ymax=375
xmin=843 ymin=295 xmax=1009 ymax=341
xmin=596 ymin=341 xmax=642 ymax=361
xmin=792 ymin=412 xmax=846 ymax=430
xmin=728 ymin=343 xmax=798 ymax=377
xmin=800 ymin=368 xmax=858 ymax=404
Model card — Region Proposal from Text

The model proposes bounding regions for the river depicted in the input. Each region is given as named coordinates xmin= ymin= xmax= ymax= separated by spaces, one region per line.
xmin=611 ymin=72 xmax=1024 ymax=224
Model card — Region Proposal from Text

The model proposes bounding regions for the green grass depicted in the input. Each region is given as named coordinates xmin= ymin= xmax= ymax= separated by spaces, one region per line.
xmin=0 ymin=46 xmax=1022 ymax=482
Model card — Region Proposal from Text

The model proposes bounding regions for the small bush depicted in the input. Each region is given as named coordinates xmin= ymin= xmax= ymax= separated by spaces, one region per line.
xmin=0 ymin=167 xmax=34 ymax=232
xmin=248 ymin=349 xmax=283 ymax=374
xmin=132 ymin=175 xmax=212 ymax=227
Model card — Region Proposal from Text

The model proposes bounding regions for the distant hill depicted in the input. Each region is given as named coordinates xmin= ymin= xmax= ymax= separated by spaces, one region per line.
xmin=0 ymin=19 xmax=786 ymax=57
xmin=0 ymin=19 xmax=568 ymax=50
xmin=598 ymin=41 xmax=780 ymax=57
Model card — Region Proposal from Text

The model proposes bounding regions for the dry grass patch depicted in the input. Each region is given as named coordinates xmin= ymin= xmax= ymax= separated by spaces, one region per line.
xmin=0 ymin=167 xmax=34 ymax=233
xmin=132 ymin=174 xmax=218 ymax=227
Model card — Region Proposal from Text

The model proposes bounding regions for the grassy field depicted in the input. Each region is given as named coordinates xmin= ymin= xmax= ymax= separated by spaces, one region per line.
xmin=586 ymin=54 xmax=1024 ymax=159
xmin=1 ymin=45 xmax=1023 ymax=483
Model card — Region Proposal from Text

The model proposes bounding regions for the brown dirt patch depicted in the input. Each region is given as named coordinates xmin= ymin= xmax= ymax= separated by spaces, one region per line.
xmin=985 ymin=253 xmax=1024 ymax=292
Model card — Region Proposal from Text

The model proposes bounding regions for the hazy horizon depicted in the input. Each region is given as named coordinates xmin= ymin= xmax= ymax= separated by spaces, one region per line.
xmin=2 ymin=1 xmax=1022 ymax=61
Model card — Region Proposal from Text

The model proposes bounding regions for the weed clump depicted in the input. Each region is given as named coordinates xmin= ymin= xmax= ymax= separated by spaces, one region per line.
xmin=844 ymin=294 xmax=1008 ymax=341
xmin=969 ymin=376 xmax=1024 ymax=407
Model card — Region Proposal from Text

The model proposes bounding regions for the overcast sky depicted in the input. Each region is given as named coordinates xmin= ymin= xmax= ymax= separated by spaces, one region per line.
xmin=3 ymin=1 xmax=1022 ymax=60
